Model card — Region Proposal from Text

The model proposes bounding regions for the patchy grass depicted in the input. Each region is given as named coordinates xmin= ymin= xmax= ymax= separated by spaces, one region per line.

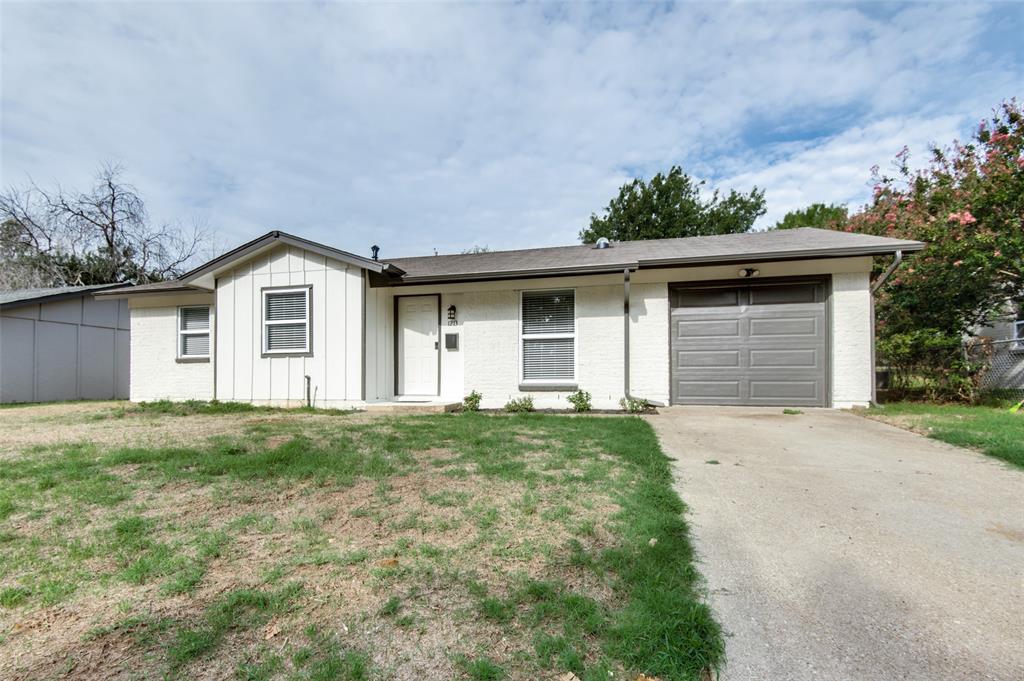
xmin=868 ymin=402 xmax=1024 ymax=469
xmin=0 ymin=403 xmax=720 ymax=680
xmin=99 ymin=399 xmax=356 ymax=418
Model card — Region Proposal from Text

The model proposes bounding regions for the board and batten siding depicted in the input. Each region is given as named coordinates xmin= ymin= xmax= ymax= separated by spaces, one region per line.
xmin=215 ymin=245 xmax=363 ymax=407
xmin=364 ymin=283 xmax=394 ymax=402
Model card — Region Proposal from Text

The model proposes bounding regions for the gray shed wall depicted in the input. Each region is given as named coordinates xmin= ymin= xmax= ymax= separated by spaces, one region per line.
xmin=0 ymin=295 xmax=130 ymax=403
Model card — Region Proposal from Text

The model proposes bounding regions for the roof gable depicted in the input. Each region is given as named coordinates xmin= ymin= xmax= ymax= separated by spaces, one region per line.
xmin=181 ymin=231 xmax=395 ymax=289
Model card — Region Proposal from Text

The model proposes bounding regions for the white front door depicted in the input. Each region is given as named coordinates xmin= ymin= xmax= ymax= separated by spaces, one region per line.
xmin=398 ymin=296 xmax=439 ymax=396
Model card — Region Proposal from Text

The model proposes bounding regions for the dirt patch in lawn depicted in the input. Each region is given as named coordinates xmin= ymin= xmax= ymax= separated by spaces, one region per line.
xmin=0 ymin=402 xmax=377 ymax=458
xmin=0 ymin=404 xmax=640 ymax=681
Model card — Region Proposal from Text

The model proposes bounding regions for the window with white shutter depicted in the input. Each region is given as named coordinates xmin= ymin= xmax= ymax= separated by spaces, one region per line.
xmin=178 ymin=306 xmax=210 ymax=358
xmin=263 ymin=287 xmax=311 ymax=354
xmin=521 ymin=289 xmax=575 ymax=383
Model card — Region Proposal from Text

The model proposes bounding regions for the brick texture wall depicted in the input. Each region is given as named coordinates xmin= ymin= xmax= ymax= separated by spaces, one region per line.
xmin=130 ymin=305 xmax=214 ymax=402
xmin=831 ymin=271 xmax=873 ymax=407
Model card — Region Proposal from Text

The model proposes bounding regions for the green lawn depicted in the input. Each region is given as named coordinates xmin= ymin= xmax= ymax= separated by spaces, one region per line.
xmin=0 ymin=402 xmax=721 ymax=680
xmin=868 ymin=402 xmax=1024 ymax=469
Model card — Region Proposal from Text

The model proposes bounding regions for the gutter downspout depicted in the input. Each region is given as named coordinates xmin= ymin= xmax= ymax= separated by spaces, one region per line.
xmin=871 ymin=249 xmax=903 ymax=295
xmin=623 ymin=268 xmax=631 ymax=400
xmin=869 ymin=250 xmax=903 ymax=405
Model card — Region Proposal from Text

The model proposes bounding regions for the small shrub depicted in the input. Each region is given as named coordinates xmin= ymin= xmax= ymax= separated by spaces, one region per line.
xmin=504 ymin=396 xmax=534 ymax=413
xmin=566 ymin=389 xmax=592 ymax=413
xmin=463 ymin=390 xmax=483 ymax=412
xmin=782 ymin=408 xmax=803 ymax=415
xmin=619 ymin=396 xmax=649 ymax=414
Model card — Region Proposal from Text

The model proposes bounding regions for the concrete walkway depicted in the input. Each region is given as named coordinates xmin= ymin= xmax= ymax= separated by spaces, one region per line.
xmin=649 ymin=407 xmax=1023 ymax=681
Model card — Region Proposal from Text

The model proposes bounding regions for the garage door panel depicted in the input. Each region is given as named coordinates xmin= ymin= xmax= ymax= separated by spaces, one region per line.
xmin=749 ymin=380 xmax=819 ymax=399
xmin=749 ymin=284 xmax=818 ymax=305
xmin=670 ymin=281 xmax=827 ymax=407
xmin=675 ymin=318 xmax=740 ymax=338
xmin=749 ymin=316 xmax=819 ymax=337
xmin=676 ymin=350 xmax=741 ymax=368
xmin=749 ymin=348 xmax=820 ymax=369
xmin=676 ymin=380 xmax=741 ymax=398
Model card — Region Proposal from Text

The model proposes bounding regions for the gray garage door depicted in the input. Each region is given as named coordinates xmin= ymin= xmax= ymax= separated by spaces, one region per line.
xmin=670 ymin=280 xmax=828 ymax=407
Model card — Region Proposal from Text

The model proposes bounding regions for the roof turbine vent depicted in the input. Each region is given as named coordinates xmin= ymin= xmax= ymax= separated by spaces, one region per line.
xmin=594 ymin=237 xmax=612 ymax=249
xmin=371 ymin=245 xmax=380 ymax=261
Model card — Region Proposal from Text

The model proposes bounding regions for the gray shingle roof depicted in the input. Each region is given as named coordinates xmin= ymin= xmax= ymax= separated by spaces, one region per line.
xmin=92 ymin=280 xmax=203 ymax=296
xmin=385 ymin=228 xmax=924 ymax=283
xmin=0 ymin=284 xmax=129 ymax=308
xmin=95 ymin=227 xmax=924 ymax=295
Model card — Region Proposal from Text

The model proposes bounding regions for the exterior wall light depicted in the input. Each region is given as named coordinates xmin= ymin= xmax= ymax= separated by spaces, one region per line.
xmin=447 ymin=304 xmax=457 ymax=325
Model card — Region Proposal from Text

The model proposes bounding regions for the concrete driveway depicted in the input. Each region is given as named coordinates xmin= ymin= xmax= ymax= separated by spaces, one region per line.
xmin=650 ymin=407 xmax=1023 ymax=681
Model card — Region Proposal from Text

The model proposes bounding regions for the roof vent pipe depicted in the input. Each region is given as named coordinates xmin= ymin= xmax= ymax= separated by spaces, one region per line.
xmin=371 ymin=245 xmax=380 ymax=261
xmin=594 ymin=237 xmax=612 ymax=249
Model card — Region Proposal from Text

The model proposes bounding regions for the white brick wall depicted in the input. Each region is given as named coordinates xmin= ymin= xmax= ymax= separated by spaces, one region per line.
xmin=629 ymin=283 xmax=670 ymax=405
xmin=129 ymin=302 xmax=214 ymax=402
xmin=456 ymin=283 xmax=666 ymax=410
xmin=831 ymin=271 xmax=873 ymax=407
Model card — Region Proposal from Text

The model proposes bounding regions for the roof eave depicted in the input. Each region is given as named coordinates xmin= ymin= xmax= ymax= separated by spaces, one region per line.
xmin=382 ymin=262 xmax=639 ymax=287
xmin=636 ymin=242 xmax=926 ymax=268
xmin=0 ymin=283 xmax=132 ymax=309
xmin=92 ymin=284 xmax=207 ymax=299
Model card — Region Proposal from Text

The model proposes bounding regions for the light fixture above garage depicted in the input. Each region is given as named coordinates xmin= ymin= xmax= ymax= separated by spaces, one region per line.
xmin=737 ymin=268 xmax=760 ymax=278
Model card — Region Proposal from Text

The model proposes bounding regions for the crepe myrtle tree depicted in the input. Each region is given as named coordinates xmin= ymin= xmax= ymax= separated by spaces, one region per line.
xmin=848 ymin=99 xmax=1024 ymax=399
xmin=581 ymin=165 xmax=766 ymax=243
xmin=0 ymin=163 xmax=208 ymax=288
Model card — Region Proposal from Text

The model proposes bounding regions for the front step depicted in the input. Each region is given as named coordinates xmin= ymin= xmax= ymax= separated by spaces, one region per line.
xmin=363 ymin=401 xmax=461 ymax=414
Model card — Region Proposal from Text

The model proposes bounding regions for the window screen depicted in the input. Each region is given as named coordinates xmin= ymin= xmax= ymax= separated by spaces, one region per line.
xmin=178 ymin=306 xmax=210 ymax=358
xmin=521 ymin=290 xmax=574 ymax=382
xmin=264 ymin=289 xmax=310 ymax=353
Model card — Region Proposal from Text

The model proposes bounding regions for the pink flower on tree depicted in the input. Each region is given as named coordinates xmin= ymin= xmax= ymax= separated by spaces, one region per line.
xmin=947 ymin=210 xmax=977 ymax=225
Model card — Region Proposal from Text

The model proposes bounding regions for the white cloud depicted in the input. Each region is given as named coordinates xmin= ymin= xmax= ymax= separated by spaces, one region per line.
xmin=722 ymin=113 xmax=969 ymax=229
xmin=1 ymin=2 xmax=1017 ymax=258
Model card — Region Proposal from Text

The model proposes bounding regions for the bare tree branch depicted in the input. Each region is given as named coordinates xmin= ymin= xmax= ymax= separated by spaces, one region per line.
xmin=0 ymin=164 xmax=210 ymax=288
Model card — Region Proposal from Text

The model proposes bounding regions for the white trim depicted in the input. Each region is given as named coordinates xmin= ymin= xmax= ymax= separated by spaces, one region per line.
xmin=177 ymin=305 xmax=211 ymax=358
xmin=519 ymin=288 xmax=577 ymax=384
xmin=262 ymin=287 xmax=311 ymax=354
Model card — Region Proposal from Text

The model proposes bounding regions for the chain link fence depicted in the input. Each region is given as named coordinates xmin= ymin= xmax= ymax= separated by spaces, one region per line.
xmin=965 ymin=336 xmax=1024 ymax=402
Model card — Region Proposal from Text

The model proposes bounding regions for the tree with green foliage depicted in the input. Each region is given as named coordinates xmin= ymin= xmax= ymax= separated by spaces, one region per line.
xmin=773 ymin=202 xmax=848 ymax=230
xmin=580 ymin=166 xmax=766 ymax=243
xmin=848 ymin=100 xmax=1024 ymax=399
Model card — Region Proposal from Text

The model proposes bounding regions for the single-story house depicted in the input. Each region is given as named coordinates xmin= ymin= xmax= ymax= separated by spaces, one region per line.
xmin=1 ymin=284 xmax=131 ymax=403
xmin=96 ymin=227 xmax=922 ymax=410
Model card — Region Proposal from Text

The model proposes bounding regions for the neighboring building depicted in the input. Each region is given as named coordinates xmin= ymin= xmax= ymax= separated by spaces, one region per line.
xmin=97 ymin=228 xmax=922 ymax=410
xmin=0 ymin=285 xmax=131 ymax=403
xmin=974 ymin=303 xmax=1024 ymax=394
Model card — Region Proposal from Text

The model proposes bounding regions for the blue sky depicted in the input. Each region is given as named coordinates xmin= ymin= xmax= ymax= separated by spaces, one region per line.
xmin=1 ymin=2 xmax=1021 ymax=260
